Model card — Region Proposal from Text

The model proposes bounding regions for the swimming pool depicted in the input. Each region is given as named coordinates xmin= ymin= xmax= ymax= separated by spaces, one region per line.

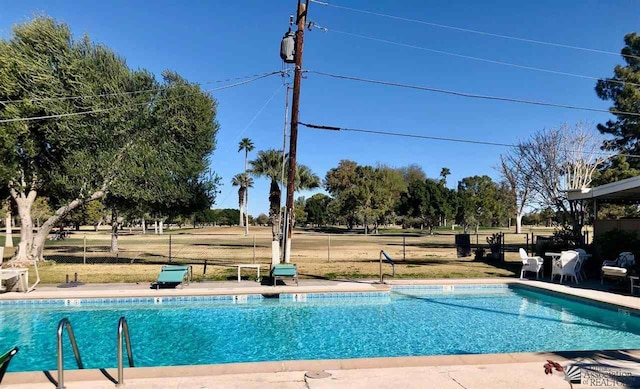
xmin=2 ymin=285 xmax=640 ymax=373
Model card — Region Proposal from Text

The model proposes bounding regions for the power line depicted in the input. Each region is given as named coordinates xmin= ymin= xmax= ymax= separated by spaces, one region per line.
xmin=0 ymin=72 xmax=283 ymax=124
xmin=309 ymin=0 xmax=640 ymax=61
xmin=299 ymin=121 xmax=514 ymax=147
xmin=310 ymin=25 xmax=640 ymax=89
xmin=307 ymin=70 xmax=640 ymax=117
xmin=299 ymin=121 xmax=640 ymax=159
xmin=235 ymin=84 xmax=284 ymax=141
xmin=0 ymin=70 xmax=286 ymax=105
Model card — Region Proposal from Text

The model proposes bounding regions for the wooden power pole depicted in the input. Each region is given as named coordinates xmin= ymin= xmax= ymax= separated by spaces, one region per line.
xmin=283 ymin=0 xmax=309 ymax=263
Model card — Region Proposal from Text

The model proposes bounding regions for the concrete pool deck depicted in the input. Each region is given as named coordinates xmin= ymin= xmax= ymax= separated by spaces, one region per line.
xmin=2 ymin=277 xmax=640 ymax=388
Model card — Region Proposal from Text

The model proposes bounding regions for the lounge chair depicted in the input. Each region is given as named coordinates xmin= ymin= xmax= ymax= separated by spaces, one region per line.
xmin=271 ymin=264 xmax=298 ymax=286
xmin=519 ymin=248 xmax=543 ymax=279
xmin=551 ymin=250 xmax=580 ymax=284
xmin=602 ymin=252 xmax=635 ymax=284
xmin=0 ymin=346 xmax=18 ymax=384
xmin=151 ymin=265 xmax=191 ymax=289
xmin=0 ymin=259 xmax=39 ymax=293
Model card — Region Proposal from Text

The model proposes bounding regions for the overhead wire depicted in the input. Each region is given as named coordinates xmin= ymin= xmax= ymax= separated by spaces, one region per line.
xmin=0 ymin=71 xmax=286 ymax=124
xmin=309 ymin=24 xmax=640 ymax=89
xmin=298 ymin=121 xmax=640 ymax=159
xmin=306 ymin=70 xmax=640 ymax=117
xmin=309 ymin=0 xmax=640 ymax=61
xmin=235 ymin=84 xmax=284 ymax=141
xmin=0 ymin=70 xmax=285 ymax=105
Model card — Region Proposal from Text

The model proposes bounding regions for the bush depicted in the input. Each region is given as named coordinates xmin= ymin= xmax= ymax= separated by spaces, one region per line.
xmin=551 ymin=225 xmax=579 ymax=248
xmin=593 ymin=229 xmax=640 ymax=265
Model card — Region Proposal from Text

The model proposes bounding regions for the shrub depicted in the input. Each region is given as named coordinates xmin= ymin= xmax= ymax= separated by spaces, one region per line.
xmin=593 ymin=229 xmax=640 ymax=265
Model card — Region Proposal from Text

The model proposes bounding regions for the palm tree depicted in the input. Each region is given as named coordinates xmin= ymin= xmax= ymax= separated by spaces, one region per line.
xmin=249 ymin=150 xmax=282 ymax=241
xmin=238 ymin=138 xmax=255 ymax=233
xmin=250 ymin=149 xmax=320 ymax=262
xmin=231 ymin=173 xmax=253 ymax=227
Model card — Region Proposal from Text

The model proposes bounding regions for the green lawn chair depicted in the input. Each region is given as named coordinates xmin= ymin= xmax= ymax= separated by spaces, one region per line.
xmin=0 ymin=346 xmax=18 ymax=384
xmin=151 ymin=265 xmax=192 ymax=289
xmin=270 ymin=264 xmax=298 ymax=286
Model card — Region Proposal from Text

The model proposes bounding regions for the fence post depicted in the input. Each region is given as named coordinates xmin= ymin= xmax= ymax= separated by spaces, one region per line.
xmin=169 ymin=235 xmax=172 ymax=263
xmin=525 ymin=233 xmax=529 ymax=255
xmin=531 ymin=232 xmax=535 ymax=252
xmin=403 ymin=236 xmax=406 ymax=261
xmin=253 ymin=235 xmax=256 ymax=264
xmin=328 ymin=234 xmax=331 ymax=262
xmin=83 ymin=235 xmax=87 ymax=265
xmin=203 ymin=259 xmax=208 ymax=275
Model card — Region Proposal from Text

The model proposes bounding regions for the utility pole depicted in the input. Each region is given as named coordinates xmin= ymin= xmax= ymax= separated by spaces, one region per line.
xmin=283 ymin=0 xmax=309 ymax=264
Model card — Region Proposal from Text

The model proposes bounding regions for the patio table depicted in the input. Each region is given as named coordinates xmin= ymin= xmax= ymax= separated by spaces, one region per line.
xmin=237 ymin=264 xmax=261 ymax=282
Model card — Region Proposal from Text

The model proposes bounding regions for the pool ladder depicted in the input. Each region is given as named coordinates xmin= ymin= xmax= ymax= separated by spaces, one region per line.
xmin=55 ymin=317 xmax=134 ymax=389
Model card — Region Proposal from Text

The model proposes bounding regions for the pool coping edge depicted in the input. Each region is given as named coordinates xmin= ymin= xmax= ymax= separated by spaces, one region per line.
xmin=5 ymin=349 xmax=640 ymax=385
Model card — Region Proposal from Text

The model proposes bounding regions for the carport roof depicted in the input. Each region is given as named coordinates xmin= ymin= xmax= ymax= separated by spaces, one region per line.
xmin=567 ymin=175 xmax=640 ymax=203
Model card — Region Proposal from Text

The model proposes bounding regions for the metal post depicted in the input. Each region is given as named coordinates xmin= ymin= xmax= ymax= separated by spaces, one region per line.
xmin=203 ymin=260 xmax=208 ymax=275
xmin=328 ymin=234 xmax=331 ymax=262
xmin=379 ymin=251 xmax=383 ymax=283
xmin=253 ymin=235 xmax=256 ymax=264
xmin=83 ymin=235 xmax=86 ymax=265
xmin=169 ymin=235 xmax=172 ymax=263
xmin=403 ymin=236 xmax=406 ymax=261
xmin=526 ymin=233 xmax=529 ymax=255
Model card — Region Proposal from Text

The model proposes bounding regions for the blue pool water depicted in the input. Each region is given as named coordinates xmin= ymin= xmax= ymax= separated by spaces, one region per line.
xmin=2 ymin=286 xmax=640 ymax=372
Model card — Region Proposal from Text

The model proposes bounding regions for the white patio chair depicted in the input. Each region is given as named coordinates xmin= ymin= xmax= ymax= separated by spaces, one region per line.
xmin=602 ymin=252 xmax=635 ymax=284
xmin=574 ymin=248 xmax=589 ymax=280
xmin=519 ymin=248 xmax=543 ymax=279
xmin=551 ymin=250 xmax=580 ymax=284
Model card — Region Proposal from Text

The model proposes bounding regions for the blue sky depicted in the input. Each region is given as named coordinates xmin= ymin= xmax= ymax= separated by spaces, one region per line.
xmin=1 ymin=0 xmax=637 ymax=215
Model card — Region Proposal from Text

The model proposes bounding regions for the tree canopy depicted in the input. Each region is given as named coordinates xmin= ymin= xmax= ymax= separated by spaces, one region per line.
xmin=0 ymin=16 xmax=219 ymax=260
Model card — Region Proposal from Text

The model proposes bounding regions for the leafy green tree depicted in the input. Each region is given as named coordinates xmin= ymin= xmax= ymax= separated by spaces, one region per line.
xmin=596 ymin=33 xmax=640 ymax=164
xmin=372 ymin=166 xmax=407 ymax=230
xmin=397 ymin=178 xmax=450 ymax=232
xmin=305 ymin=193 xmax=332 ymax=226
xmin=0 ymin=17 xmax=218 ymax=260
xmin=456 ymin=175 xmax=500 ymax=233
xmin=325 ymin=160 xmax=359 ymax=229
xmin=294 ymin=196 xmax=307 ymax=226
xmin=31 ymin=197 xmax=53 ymax=229
xmin=211 ymin=208 xmax=240 ymax=226
xmin=255 ymin=213 xmax=269 ymax=226
xmin=398 ymin=164 xmax=426 ymax=185
xmin=85 ymin=200 xmax=106 ymax=231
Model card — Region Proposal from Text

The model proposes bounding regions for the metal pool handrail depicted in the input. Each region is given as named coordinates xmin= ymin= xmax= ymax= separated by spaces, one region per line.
xmin=117 ymin=316 xmax=134 ymax=387
xmin=379 ymin=250 xmax=396 ymax=283
xmin=57 ymin=318 xmax=84 ymax=389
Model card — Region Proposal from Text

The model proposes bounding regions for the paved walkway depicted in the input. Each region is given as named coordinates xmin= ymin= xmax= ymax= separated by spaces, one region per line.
xmin=0 ymin=363 xmax=572 ymax=389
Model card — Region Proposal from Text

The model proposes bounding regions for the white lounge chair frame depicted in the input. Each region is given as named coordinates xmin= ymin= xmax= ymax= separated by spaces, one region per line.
xmin=601 ymin=252 xmax=635 ymax=285
xmin=0 ymin=254 xmax=40 ymax=293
